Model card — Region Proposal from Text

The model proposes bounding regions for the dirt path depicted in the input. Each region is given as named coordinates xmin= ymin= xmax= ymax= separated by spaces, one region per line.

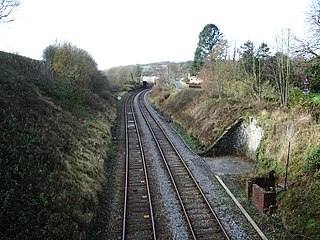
xmin=204 ymin=156 xmax=255 ymax=176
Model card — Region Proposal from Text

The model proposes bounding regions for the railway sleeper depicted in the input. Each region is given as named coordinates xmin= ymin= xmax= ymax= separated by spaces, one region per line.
xmin=156 ymin=138 xmax=168 ymax=143
xmin=194 ymin=215 xmax=220 ymax=227
xmin=127 ymin=195 xmax=149 ymax=201
xmin=181 ymin=190 xmax=200 ymax=196
xmin=128 ymin=173 xmax=145 ymax=179
xmin=127 ymin=200 xmax=149 ymax=208
xmin=179 ymin=182 xmax=195 ymax=187
xmin=158 ymin=141 xmax=171 ymax=146
xmin=128 ymin=167 xmax=145 ymax=173
xmin=126 ymin=219 xmax=152 ymax=228
xmin=126 ymin=228 xmax=152 ymax=237
xmin=179 ymin=187 xmax=198 ymax=193
xmin=128 ymin=182 xmax=146 ymax=188
xmin=164 ymin=153 xmax=180 ymax=159
xmin=179 ymin=189 xmax=199 ymax=196
xmin=173 ymin=173 xmax=190 ymax=179
xmin=130 ymin=193 xmax=148 ymax=199
xmin=182 ymin=199 xmax=205 ymax=208
xmin=128 ymin=184 xmax=146 ymax=190
xmin=128 ymin=145 xmax=140 ymax=151
xmin=195 ymin=226 xmax=224 ymax=238
xmin=172 ymin=167 xmax=189 ymax=172
xmin=179 ymin=184 xmax=197 ymax=190
xmin=127 ymin=211 xmax=151 ymax=220
xmin=167 ymin=163 xmax=184 ymax=167
xmin=170 ymin=166 xmax=187 ymax=171
xmin=128 ymin=168 xmax=144 ymax=173
xmin=163 ymin=152 xmax=178 ymax=157
xmin=129 ymin=189 xmax=148 ymax=195
xmin=129 ymin=181 xmax=147 ymax=187
xmin=184 ymin=203 xmax=207 ymax=211
xmin=128 ymin=181 xmax=147 ymax=187
xmin=192 ymin=218 xmax=219 ymax=229
xmin=182 ymin=195 xmax=202 ymax=203
xmin=130 ymin=157 xmax=143 ymax=162
xmin=187 ymin=207 xmax=211 ymax=215
xmin=128 ymin=179 xmax=146 ymax=186
xmin=195 ymin=233 xmax=225 ymax=240
xmin=127 ymin=210 xmax=151 ymax=218
xmin=128 ymin=144 xmax=141 ymax=149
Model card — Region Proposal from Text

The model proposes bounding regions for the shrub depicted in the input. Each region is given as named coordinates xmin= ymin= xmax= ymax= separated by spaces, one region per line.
xmin=303 ymin=144 xmax=320 ymax=177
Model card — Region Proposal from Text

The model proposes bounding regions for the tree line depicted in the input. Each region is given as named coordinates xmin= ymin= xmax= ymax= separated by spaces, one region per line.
xmin=190 ymin=1 xmax=320 ymax=106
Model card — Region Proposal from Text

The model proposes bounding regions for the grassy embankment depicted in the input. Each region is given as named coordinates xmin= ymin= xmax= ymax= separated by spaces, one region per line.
xmin=311 ymin=93 xmax=320 ymax=102
xmin=149 ymin=84 xmax=320 ymax=239
xmin=0 ymin=51 xmax=116 ymax=239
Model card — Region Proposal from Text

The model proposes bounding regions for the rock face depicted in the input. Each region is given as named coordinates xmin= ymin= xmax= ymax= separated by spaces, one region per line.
xmin=235 ymin=117 xmax=264 ymax=160
xmin=208 ymin=117 xmax=264 ymax=160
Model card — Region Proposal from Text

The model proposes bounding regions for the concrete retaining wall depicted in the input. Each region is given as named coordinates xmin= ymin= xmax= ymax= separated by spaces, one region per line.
xmin=207 ymin=117 xmax=264 ymax=160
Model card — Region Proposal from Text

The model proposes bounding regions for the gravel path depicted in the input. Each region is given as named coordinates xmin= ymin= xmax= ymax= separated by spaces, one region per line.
xmin=204 ymin=156 xmax=255 ymax=176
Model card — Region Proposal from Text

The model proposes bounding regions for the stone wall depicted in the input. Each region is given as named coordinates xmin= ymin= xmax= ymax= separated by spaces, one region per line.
xmin=207 ymin=117 xmax=264 ymax=160
xmin=235 ymin=117 xmax=264 ymax=160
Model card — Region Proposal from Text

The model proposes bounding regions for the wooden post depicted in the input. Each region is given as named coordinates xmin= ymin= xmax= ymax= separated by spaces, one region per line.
xmin=284 ymin=141 xmax=290 ymax=190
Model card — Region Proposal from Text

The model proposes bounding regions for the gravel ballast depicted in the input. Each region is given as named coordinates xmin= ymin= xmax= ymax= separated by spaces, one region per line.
xmin=89 ymin=92 xmax=263 ymax=240
xmin=140 ymin=92 xmax=260 ymax=240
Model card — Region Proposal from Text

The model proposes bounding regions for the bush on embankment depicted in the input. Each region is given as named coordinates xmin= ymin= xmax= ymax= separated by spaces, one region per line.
xmin=0 ymin=51 xmax=116 ymax=239
xmin=255 ymin=107 xmax=320 ymax=239
xmin=149 ymin=83 xmax=320 ymax=239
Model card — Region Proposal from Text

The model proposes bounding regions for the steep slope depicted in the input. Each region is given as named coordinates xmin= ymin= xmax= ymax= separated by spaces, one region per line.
xmin=0 ymin=51 xmax=116 ymax=239
xmin=149 ymin=83 xmax=320 ymax=239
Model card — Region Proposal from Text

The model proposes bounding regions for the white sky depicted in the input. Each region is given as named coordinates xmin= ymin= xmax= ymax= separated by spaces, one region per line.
xmin=0 ymin=0 xmax=312 ymax=70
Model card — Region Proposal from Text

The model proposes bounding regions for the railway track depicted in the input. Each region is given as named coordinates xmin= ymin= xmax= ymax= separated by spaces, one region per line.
xmin=137 ymin=90 xmax=230 ymax=240
xmin=122 ymin=92 xmax=156 ymax=239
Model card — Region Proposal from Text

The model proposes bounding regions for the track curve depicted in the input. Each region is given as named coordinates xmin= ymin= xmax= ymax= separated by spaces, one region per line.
xmin=136 ymin=90 xmax=230 ymax=240
xmin=122 ymin=92 xmax=156 ymax=239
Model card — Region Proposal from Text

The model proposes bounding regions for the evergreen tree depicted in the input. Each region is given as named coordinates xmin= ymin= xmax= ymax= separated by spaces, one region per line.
xmin=240 ymin=40 xmax=255 ymax=75
xmin=190 ymin=24 xmax=223 ymax=75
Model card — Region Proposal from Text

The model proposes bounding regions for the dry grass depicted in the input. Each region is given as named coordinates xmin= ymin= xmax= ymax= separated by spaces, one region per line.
xmin=0 ymin=51 xmax=116 ymax=239
xmin=150 ymin=84 xmax=267 ymax=146
xmin=149 ymin=83 xmax=320 ymax=239
xmin=257 ymin=109 xmax=320 ymax=177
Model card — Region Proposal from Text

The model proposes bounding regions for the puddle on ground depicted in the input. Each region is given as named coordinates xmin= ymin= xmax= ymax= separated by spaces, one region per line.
xmin=203 ymin=156 xmax=255 ymax=176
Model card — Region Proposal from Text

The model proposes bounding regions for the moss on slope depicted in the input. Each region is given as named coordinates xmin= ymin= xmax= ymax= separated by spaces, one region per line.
xmin=0 ymin=52 xmax=116 ymax=239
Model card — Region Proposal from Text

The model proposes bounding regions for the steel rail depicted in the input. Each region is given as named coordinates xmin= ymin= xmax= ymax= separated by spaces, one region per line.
xmin=137 ymin=90 xmax=230 ymax=240
xmin=122 ymin=92 xmax=156 ymax=240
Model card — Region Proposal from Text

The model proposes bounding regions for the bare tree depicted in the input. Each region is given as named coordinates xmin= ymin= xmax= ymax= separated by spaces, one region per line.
xmin=199 ymin=39 xmax=241 ymax=99
xmin=274 ymin=29 xmax=293 ymax=106
xmin=307 ymin=0 xmax=320 ymax=38
xmin=0 ymin=0 xmax=20 ymax=24
xmin=294 ymin=0 xmax=320 ymax=58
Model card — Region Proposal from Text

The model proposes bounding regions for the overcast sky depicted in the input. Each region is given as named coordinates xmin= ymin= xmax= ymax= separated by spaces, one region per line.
xmin=0 ymin=0 xmax=312 ymax=70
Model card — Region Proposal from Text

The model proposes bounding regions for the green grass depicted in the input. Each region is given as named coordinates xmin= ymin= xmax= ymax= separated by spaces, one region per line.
xmin=310 ymin=93 xmax=320 ymax=102
xmin=0 ymin=51 xmax=116 ymax=239
xmin=171 ymin=122 xmax=205 ymax=153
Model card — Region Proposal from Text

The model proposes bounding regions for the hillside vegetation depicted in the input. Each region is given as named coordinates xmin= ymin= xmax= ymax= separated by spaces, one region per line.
xmin=149 ymin=85 xmax=269 ymax=147
xmin=0 ymin=51 xmax=116 ymax=239
xmin=148 ymin=20 xmax=320 ymax=239
xmin=149 ymin=83 xmax=320 ymax=239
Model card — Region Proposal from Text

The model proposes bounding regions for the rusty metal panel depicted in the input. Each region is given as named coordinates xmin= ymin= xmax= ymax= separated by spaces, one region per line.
xmin=252 ymin=184 xmax=276 ymax=213
xmin=246 ymin=180 xmax=253 ymax=199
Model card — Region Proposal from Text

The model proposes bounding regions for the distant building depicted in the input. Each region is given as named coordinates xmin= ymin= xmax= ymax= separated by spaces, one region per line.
xmin=141 ymin=76 xmax=159 ymax=83
xmin=187 ymin=73 xmax=203 ymax=88
xmin=188 ymin=73 xmax=203 ymax=84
